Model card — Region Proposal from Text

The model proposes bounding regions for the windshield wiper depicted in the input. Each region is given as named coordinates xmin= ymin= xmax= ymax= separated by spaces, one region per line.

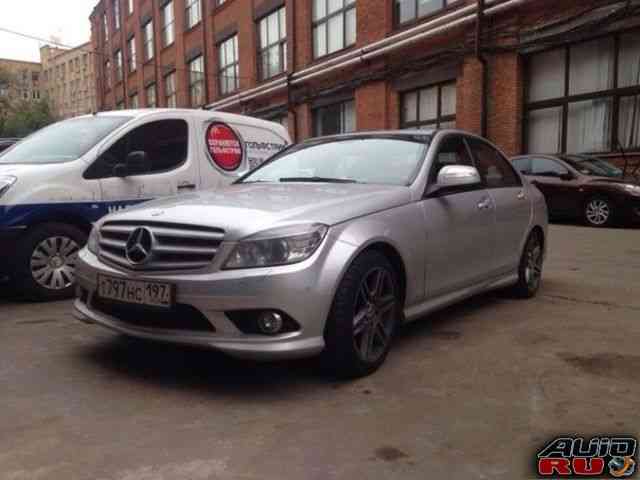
xmin=279 ymin=176 xmax=358 ymax=184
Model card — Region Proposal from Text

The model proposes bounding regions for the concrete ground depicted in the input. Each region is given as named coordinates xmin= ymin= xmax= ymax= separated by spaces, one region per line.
xmin=1 ymin=225 xmax=639 ymax=480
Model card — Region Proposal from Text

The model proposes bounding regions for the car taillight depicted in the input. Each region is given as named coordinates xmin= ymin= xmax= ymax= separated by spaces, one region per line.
xmin=206 ymin=123 xmax=243 ymax=171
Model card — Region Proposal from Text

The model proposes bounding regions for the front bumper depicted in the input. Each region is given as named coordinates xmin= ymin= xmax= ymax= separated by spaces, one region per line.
xmin=72 ymin=238 xmax=353 ymax=360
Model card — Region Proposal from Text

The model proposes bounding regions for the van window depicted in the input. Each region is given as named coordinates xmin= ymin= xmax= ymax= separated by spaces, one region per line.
xmin=85 ymin=119 xmax=188 ymax=178
xmin=0 ymin=116 xmax=132 ymax=164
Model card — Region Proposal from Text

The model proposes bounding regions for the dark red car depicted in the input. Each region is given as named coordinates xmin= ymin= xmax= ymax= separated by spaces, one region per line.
xmin=511 ymin=154 xmax=640 ymax=227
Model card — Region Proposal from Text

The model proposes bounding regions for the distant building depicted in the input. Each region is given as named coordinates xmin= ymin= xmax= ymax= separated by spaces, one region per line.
xmin=40 ymin=43 xmax=97 ymax=119
xmin=0 ymin=58 xmax=42 ymax=106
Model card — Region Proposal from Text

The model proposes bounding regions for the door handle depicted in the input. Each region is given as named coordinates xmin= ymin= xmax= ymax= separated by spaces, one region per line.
xmin=477 ymin=198 xmax=493 ymax=210
xmin=517 ymin=191 xmax=526 ymax=200
xmin=177 ymin=182 xmax=196 ymax=190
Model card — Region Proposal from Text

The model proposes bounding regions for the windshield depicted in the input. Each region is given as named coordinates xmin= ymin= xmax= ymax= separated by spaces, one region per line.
xmin=239 ymin=137 xmax=429 ymax=186
xmin=563 ymin=156 xmax=623 ymax=178
xmin=0 ymin=116 xmax=132 ymax=164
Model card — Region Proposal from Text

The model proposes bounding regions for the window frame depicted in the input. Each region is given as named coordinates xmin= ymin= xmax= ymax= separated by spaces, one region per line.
xmin=524 ymin=29 xmax=640 ymax=154
xmin=217 ymin=34 xmax=240 ymax=96
xmin=185 ymin=0 xmax=202 ymax=30
xmin=164 ymin=71 xmax=177 ymax=107
xmin=114 ymin=49 xmax=123 ymax=83
xmin=188 ymin=55 xmax=205 ymax=107
xmin=84 ymin=119 xmax=190 ymax=180
xmin=161 ymin=0 xmax=176 ymax=48
xmin=257 ymin=6 xmax=287 ymax=81
xmin=146 ymin=83 xmax=157 ymax=108
xmin=312 ymin=0 xmax=356 ymax=60
xmin=400 ymin=80 xmax=457 ymax=129
xmin=113 ymin=0 xmax=121 ymax=31
xmin=127 ymin=36 xmax=137 ymax=73
xmin=393 ymin=0 xmax=461 ymax=29
xmin=143 ymin=21 xmax=155 ymax=61
xmin=312 ymin=99 xmax=356 ymax=137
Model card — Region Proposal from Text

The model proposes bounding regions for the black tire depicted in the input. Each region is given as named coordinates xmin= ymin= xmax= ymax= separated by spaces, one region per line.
xmin=584 ymin=196 xmax=614 ymax=227
xmin=509 ymin=230 xmax=544 ymax=299
xmin=322 ymin=250 xmax=401 ymax=379
xmin=13 ymin=223 xmax=87 ymax=301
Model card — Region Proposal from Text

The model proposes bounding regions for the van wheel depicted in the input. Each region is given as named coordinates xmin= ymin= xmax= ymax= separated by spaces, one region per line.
xmin=322 ymin=251 xmax=400 ymax=378
xmin=15 ymin=223 xmax=87 ymax=301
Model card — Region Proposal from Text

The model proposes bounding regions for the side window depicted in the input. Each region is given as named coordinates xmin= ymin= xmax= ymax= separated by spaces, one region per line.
xmin=428 ymin=135 xmax=473 ymax=184
xmin=512 ymin=157 xmax=532 ymax=175
xmin=531 ymin=157 xmax=569 ymax=177
xmin=468 ymin=138 xmax=521 ymax=188
xmin=86 ymin=119 xmax=188 ymax=179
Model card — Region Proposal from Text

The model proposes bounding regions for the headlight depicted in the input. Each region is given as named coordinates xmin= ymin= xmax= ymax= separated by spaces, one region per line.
xmin=223 ymin=223 xmax=328 ymax=269
xmin=0 ymin=175 xmax=17 ymax=199
xmin=622 ymin=184 xmax=640 ymax=196
xmin=87 ymin=225 xmax=100 ymax=255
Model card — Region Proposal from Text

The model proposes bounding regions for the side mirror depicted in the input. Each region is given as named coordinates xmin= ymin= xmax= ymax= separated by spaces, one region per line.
xmin=437 ymin=165 xmax=482 ymax=188
xmin=112 ymin=163 xmax=128 ymax=177
xmin=125 ymin=150 xmax=149 ymax=176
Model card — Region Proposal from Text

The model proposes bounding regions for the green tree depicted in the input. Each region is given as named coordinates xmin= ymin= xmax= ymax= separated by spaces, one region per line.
xmin=2 ymin=99 xmax=54 ymax=137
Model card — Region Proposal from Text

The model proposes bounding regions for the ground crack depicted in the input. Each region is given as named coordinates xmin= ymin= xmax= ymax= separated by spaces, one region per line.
xmin=542 ymin=294 xmax=640 ymax=311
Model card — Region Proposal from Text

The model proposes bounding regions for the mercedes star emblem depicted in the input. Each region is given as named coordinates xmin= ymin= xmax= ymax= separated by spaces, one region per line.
xmin=125 ymin=227 xmax=154 ymax=265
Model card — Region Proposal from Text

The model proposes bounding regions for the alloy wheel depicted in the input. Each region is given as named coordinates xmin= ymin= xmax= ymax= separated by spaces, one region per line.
xmin=586 ymin=199 xmax=610 ymax=226
xmin=30 ymin=236 xmax=80 ymax=290
xmin=524 ymin=236 xmax=543 ymax=291
xmin=352 ymin=267 xmax=397 ymax=363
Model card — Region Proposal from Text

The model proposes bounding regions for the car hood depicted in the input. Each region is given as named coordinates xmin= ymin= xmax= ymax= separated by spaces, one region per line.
xmin=104 ymin=182 xmax=413 ymax=240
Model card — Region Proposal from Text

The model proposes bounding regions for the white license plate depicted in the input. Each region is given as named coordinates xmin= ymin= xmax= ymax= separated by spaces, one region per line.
xmin=97 ymin=275 xmax=174 ymax=308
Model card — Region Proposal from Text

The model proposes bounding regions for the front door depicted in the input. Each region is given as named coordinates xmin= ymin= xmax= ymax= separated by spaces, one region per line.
xmin=88 ymin=118 xmax=199 ymax=212
xmin=421 ymin=135 xmax=496 ymax=298
xmin=528 ymin=157 xmax=580 ymax=217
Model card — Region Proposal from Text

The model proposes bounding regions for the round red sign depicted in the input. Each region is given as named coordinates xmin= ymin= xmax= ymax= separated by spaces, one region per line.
xmin=206 ymin=123 xmax=243 ymax=171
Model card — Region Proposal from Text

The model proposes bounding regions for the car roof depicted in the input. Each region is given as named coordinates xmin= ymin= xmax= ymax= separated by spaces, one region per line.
xmin=75 ymin=109 xmax=289 ymax=136
xmin=300 ymin=128 xmax=484 ymax=144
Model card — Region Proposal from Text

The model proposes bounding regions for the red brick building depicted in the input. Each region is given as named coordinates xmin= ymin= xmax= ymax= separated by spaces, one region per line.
xmin=90 ymin=0 xmax=640 ymax=163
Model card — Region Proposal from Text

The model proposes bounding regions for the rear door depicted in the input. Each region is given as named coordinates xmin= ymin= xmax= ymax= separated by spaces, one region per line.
xmin=421 ymin=134 xmax=495 ymax=297
xmin=467 ymin=138 xmax=530 ymax=275
xmin=86 ymin=117 xmax=199 ymax=209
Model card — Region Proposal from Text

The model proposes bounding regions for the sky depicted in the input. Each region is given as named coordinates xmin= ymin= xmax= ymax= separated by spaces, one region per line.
xmin=0 ymin=0 xmax=95 ymax=62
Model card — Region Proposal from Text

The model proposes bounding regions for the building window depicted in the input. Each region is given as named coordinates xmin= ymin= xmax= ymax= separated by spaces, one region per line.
xmin=189 ymin=55 xmax=205 ymax=107
xmin=313 ymin=99 xmax=355 ymax=136
xmin=127 ymin=0 xmax=133 ymax=15
xmin=146 ymin=83 xmax=157 ymax=107
xmin=127 ymin=36 xmax=136 ymax=73
xmin=143 ymin=21 xmax=154 ymax=61
xmin=313 ymin=0 xmax=356 ymax=59
xmin=130 ymin=93 xmax=139 ymax=108
xmin=105 ymin=60 xmax=112 ymax=89
xmin=113 ymin=0 xmax=120 ymax=31
xmin=103 ymin=12 xmax=109 ymax=42
xmin=401 ymin=81 xmax=457 ymax=129
xmin=394 ymin=0 xmax=461 ymax=26
xmin=258 ymin=7 xmax=287 ymax=80
xmin=185 ymin=0 xmax=201 ymax=29
xmin=525 ymin=31 xmax=640 ymax=154
xmin=114 ymin=50 xmax=123 ymax=82
xmin=165 ymin=72 xmax=176 ymax=107
xmin=218 ymin=35 xmax=239 ymax=95
xmin=161 ymin=1 xmax=175 ymax=47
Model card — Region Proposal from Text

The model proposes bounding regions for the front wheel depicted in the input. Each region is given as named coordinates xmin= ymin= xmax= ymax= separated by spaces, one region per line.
xmin=322 ymin=251 xmax=401 ymax=378
xmin=15 ymin=223 xmax=87 ymax=301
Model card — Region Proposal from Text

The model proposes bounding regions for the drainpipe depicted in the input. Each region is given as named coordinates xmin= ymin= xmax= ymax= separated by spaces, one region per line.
xmin=287 ymin=1 xmax=297 ymax=141
xmin=476 ymin=0 xmax=488 ymax=138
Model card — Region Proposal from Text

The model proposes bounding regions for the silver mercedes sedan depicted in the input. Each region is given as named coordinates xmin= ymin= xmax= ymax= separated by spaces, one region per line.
xmin=73 ymin=130 xmax=548 ymax=378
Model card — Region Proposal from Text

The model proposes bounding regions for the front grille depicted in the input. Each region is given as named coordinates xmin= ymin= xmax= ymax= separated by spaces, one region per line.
xmin=99 ymin=220 xmax=225 ymax=271
xmin=92 ymin=296 xmax=215 ymax=332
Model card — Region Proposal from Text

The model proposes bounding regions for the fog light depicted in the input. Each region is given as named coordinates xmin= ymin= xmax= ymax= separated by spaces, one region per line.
xmin=257 ymin=311 xmax=284 ymax=335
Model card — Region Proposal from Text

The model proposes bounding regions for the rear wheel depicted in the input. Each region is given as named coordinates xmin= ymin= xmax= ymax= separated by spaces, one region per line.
xmin=15 ymin=223 xmax=87 ymax=301
xmin=584 ymin=196 xmax=614 ymax=227
xmin=322 ymin=251 xmax=400 ymax=378
xmin=509 ymin=231 xmax=544 ymax=299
